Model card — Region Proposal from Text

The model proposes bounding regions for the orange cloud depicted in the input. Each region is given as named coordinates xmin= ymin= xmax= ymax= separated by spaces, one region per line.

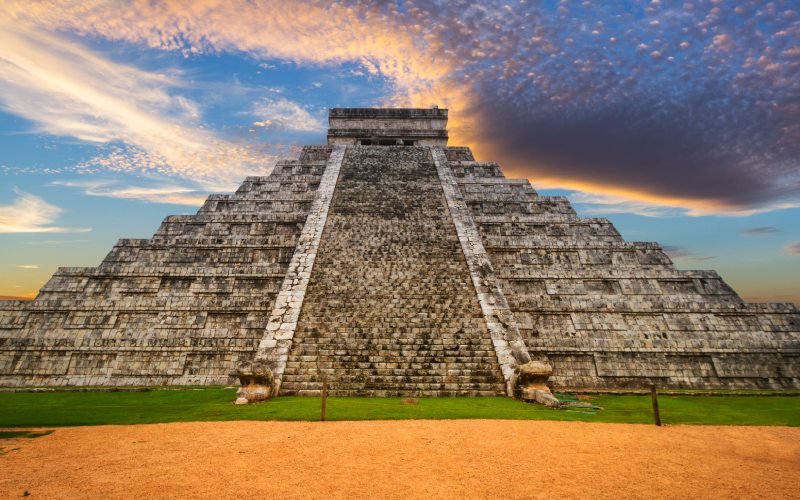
xmin=3 ymin=1 xmax=797 ymax=216
xmin=3 ymin=1 xmax=452 ymax=102
xmin=0 ymin=12 xmax=279 ymax=193
xmin=0 ymin=188 xmax=90 ymax=234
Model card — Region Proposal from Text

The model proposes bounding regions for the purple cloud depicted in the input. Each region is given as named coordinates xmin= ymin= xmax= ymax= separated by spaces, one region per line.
xmin=740 ymin=227 xmax=780 ymax=237
xmin=410 ymin=0 xmax=800 ymax=211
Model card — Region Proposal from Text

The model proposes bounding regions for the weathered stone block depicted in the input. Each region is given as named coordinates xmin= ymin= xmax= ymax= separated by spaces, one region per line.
xmin=0 ymin=108 xmax=797 ymax=395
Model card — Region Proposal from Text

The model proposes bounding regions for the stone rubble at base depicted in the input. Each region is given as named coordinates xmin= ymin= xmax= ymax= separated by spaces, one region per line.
xmin=0 ymin=108 xmax=798 ymax=398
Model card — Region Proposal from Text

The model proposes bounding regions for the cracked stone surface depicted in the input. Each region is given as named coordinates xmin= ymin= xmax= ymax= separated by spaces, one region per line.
xmin=0 ymin=108 xmax=798 ymax=391
xmin=279 ymin=146 xmax=505 ymax=396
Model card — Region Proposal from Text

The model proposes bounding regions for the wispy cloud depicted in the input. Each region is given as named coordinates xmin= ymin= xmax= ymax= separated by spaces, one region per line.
xmin=15 ymin=264 xmax=39 ymax=269
xmin=740 ymin=227 xmax=780 ymax=237
xmin=3 ymin=1 xmax=449 ymax=101
xmin=252 ymin=98 xmax=324 ymax=132
xmin=566 ymin=189 xmax=800 ymax=218
xmin=0 ymin=20 xmax=182 ymax=144
xmin=3 ymin=1 xmax=799 ymax=215
xmin=24 ymin=239 xmax=89 ymax=245
xmin=0 ymin=15 xmax=277 ymax=194
xmin=52 ymin=180 xmax=207 ymax=206
xmin=569 ymin=191 xmax=684 ymax=218
xmin=785 ymin=242 xmax=800 ymax=256
xmin=0 ymin=188 xmax=90 ymax=234
xmin=662 ymin=246 xmax=715 ymax=262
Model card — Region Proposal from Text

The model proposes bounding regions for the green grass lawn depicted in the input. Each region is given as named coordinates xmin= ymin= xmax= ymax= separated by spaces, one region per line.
xmin=0 ymin=389 xmax=798 ymax=427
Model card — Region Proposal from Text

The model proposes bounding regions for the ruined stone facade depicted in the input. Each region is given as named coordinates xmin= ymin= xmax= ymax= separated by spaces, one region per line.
xmin=1 ymin=108 xmax=798 ymax=394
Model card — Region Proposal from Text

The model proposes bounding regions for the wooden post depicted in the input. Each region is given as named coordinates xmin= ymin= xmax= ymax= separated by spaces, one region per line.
xmin=321 ymin=377 xmax=327 ymax=422
xmin=650 ymin=384 xmax=661 ymax=426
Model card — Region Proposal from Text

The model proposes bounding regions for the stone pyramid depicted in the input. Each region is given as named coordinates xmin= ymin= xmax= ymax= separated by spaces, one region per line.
xmin=1 ymin=108 xmax=798 ymax=398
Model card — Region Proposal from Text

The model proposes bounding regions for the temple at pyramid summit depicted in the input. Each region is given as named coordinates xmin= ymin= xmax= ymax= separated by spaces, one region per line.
xmin=1 ymin=107 xmax=798 ymax=401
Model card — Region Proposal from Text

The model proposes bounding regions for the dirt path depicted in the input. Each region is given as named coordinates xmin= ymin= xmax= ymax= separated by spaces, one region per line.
xmin=2 ymin=420 xmax=799 ymax=499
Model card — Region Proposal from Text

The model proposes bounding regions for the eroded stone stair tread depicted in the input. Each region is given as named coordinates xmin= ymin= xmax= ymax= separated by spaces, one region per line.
xmin=280 ymin=146 xmax=506 ymax=396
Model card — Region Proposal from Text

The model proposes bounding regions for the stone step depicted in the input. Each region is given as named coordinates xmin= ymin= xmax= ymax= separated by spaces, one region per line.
xmin=283 ymin=389 xmax=504 ymax=397
xmin=279 ymin=146 xmax=506 ymax=396
xmin=282 ymin=372 xmax=503 ymax=381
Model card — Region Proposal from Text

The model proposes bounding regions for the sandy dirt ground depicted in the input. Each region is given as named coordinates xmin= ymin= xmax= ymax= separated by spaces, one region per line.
xmin=2 ymin=420 xmax=799 ymax=499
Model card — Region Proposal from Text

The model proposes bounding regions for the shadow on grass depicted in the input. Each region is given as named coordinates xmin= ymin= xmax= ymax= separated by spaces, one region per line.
xmin=0 ymin=430 xmax=53 ymax=440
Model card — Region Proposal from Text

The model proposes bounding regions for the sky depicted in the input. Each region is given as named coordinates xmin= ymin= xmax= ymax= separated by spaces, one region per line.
xmin=0 ymin=0 xmax=798 ymax=304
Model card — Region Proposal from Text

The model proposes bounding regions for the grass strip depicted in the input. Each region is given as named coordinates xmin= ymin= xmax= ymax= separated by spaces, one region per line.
xmin=1 ymin=389 xmax=798 ymax=427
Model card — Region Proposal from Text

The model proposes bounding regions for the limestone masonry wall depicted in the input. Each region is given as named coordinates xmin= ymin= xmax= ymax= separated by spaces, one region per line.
xmin=0 ymin=108 xmax=798 ymax=391
xmin=443 ymin=148 xmax=799 ymax=389
xmin=0 ymin=147 xmax=332 ymax=386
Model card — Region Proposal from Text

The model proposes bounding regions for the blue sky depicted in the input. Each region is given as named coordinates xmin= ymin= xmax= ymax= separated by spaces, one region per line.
xmin=0 ymin=0 xmax=798 ymax=304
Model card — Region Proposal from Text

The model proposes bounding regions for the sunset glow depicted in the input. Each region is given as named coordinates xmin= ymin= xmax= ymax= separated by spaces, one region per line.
xmin=0 ymin=0 xmax=798 ymax=304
